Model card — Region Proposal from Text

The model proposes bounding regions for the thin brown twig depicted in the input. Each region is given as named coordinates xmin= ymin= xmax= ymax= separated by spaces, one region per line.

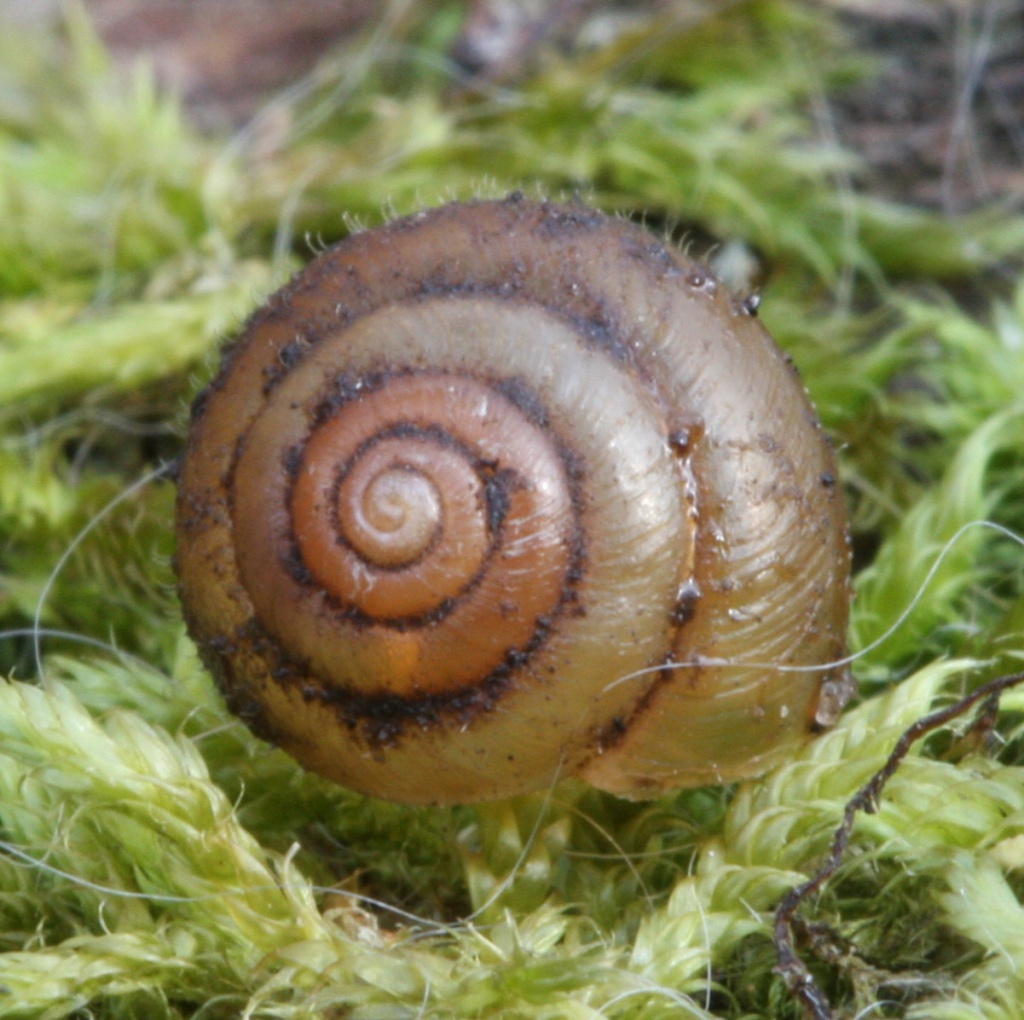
xmin=774 ymin=669 xmax=1024 ymax=1020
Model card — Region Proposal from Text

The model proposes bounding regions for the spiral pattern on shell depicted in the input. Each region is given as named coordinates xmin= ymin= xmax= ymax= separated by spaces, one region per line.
xmin=175 ymin=197 xmax=852 ymax=804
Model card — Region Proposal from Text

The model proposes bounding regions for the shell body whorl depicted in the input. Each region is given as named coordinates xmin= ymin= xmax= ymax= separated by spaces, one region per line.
xmin=175 ymin=198 xmax=852 ymax=804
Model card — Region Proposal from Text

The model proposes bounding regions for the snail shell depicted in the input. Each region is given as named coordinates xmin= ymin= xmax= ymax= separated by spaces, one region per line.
xmin=175 ymin=198 xmax=852 ymax=805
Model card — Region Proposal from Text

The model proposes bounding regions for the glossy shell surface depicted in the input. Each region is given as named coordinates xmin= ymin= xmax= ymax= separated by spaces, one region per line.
xmin=175 ymin=198 xmax=851 ymax=804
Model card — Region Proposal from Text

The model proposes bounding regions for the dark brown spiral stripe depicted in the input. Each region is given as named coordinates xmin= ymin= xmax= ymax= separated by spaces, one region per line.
xmin=176 ymin=198 xmax=851 ymax=804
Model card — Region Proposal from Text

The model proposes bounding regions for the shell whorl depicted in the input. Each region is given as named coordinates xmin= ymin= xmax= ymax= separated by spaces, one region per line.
xmin=175 ymin=198 xmax=851 ymax=804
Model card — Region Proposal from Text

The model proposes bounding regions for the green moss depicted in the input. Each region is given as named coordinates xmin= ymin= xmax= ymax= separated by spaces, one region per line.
xmin=1 ymin=2 xmax=1023 ymax=1017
